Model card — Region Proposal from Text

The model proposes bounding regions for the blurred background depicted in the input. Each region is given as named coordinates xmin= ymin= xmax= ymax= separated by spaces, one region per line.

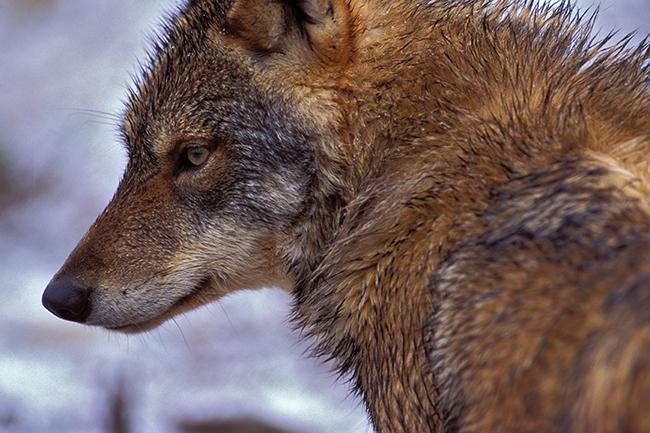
xmin=0 ymin=1 xmax=647 ymax=432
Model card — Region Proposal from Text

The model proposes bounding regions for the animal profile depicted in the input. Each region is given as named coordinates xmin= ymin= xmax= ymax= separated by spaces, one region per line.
xmin=43 ymin=1 xmax=650 ymax=432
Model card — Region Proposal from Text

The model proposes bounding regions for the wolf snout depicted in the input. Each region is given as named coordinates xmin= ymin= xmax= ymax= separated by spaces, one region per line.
xmin=42 ymin=276 xmax=92 ymax=323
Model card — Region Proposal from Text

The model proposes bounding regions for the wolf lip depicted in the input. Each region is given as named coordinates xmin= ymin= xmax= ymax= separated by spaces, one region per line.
xmin=107 ymin=276 xmax=214 ymax=333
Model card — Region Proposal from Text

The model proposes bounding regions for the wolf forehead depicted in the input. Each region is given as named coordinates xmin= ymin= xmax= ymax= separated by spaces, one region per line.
xmin=120 ymin=1 xmax=308 ymax=163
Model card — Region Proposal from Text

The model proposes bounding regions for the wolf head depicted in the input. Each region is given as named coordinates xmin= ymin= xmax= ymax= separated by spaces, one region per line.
xmin=42 ymin=0 xmax=353 ymax=332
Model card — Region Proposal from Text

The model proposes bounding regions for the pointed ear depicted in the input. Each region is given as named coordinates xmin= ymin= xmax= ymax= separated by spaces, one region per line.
xmin=226 ymin=0 xmax=351 ymax=63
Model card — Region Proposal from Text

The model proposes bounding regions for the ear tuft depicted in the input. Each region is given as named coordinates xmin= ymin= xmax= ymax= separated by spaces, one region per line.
xmin=301 ymin=0 xmax=351 ymax=63
xmin=227 ymin=0 xmax=351 ymax=63
xmin=226 ymin=0 xmax=288 ymax=52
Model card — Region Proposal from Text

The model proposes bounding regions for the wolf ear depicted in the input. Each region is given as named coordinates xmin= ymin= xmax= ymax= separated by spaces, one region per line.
xmin=226 ymin=0 xmax=351 ymax=63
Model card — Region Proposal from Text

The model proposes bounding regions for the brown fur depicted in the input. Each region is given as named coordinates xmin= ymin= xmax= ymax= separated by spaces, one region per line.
xmin=45 ymin=1 xmax=650 ymax=432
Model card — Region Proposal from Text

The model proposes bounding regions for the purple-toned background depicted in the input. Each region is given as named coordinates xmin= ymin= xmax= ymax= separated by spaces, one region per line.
xmin=0 ymin=1 xmax=647 ymax=432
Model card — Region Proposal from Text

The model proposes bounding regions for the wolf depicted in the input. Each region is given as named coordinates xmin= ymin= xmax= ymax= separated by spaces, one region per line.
xmin=42 ymin=0 xmax=650 ymax=432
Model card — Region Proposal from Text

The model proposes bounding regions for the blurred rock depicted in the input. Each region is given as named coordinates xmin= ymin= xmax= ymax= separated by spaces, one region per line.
xmin=178 ymin=419 xmax=302 ymax=433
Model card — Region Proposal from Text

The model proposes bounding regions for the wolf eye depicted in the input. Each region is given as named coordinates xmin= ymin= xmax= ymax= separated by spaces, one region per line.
xmin=185 ymin=146 xmax=210 ymax=167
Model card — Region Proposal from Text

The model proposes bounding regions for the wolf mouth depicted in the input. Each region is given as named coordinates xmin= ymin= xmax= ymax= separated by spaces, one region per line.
xmin=171 ymin=275 xmax=213 ymax=308
xmin=107 ymin=276 xmax=214 ymax=333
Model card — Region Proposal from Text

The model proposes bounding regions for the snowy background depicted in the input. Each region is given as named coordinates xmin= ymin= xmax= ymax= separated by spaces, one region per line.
xmin=0 ymin=1 xmax=648 ymax=432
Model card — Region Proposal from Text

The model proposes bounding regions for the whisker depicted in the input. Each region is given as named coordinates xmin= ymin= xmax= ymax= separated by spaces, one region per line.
xmin=78 ymin=120 xmax=120 ymax=129
xmin=218 ymin=300 xmax=234 ymax=330
xmin=172 ymin=317 xmax=191 ymax=351
xmin=155 ymin=328 xmax=167 ymax=352
xmin=56 ymin=107 xmax=121 ymax=121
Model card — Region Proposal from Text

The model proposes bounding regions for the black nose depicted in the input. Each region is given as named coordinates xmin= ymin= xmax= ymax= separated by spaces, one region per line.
xmin=42 ymin=276 xmax=91 ymax=323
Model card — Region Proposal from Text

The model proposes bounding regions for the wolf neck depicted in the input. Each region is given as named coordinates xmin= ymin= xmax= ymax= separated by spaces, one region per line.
xmin=280 ymin=8 xmax=456 ymax=432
